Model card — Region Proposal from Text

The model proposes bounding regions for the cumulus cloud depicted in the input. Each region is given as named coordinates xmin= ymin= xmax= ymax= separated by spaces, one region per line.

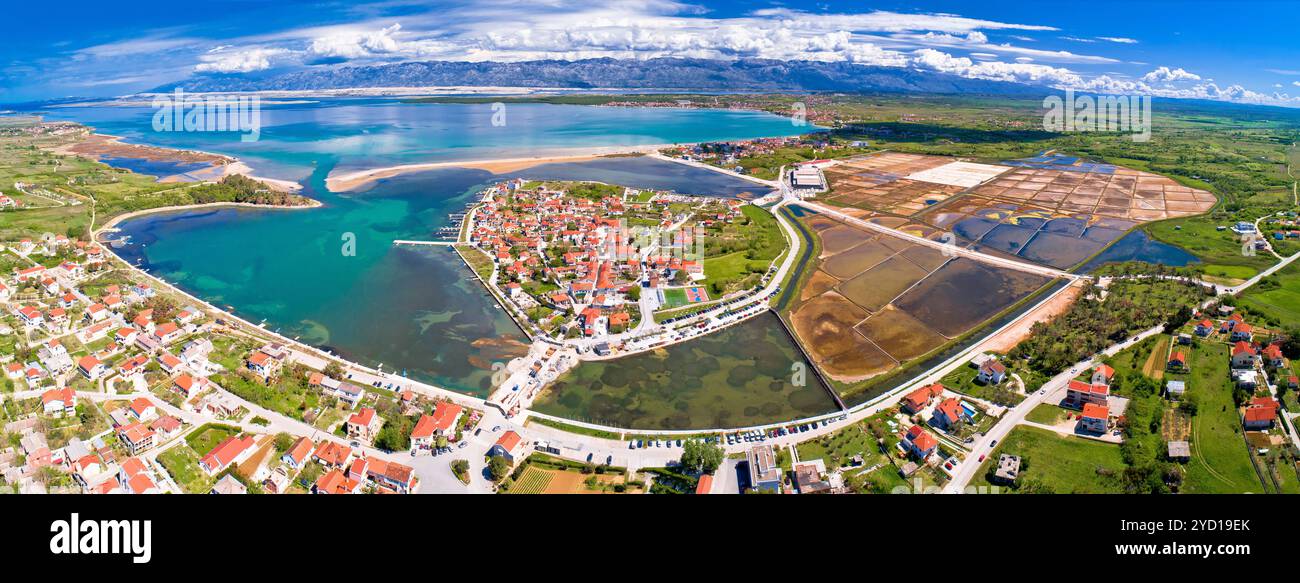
xmin=194 ymin=48 xmax=288 ymax=73
xmin=168 ymin=4 xmax=1297 ymax=107
xmin=1141 ymin=66 xmax=1202 ymax=83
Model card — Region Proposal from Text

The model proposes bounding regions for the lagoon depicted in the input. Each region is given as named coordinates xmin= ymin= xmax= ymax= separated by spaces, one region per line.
xmin=65 ymin=98 xmax=808 ymax=401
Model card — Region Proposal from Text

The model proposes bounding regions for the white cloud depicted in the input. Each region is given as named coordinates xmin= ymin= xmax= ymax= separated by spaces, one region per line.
xmin=1097 ymin=37 xmax=1138 ymax=44
xmin=195 ymin=48 xmax=288 ymax=73
xmin=1140 ymin=66 xmax=1202 ymax=83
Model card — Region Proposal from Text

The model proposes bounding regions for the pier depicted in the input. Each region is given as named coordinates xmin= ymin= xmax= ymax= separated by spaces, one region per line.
xmin=393 ymin=239 xmax=458 ymax=246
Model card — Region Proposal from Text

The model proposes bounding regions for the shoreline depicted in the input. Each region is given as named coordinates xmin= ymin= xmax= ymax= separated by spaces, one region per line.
xmin=52 ymin=131 xmax=304 ymax=193
xmin=95 ymin=199 xmax=323 ymax=233
xmin=93 ymin=213 xmax=496 ymax=415
xmin=324 ymin=143 xmax=674 ymax=192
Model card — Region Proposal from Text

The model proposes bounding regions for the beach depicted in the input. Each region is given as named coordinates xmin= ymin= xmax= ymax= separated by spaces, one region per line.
xmin=324 ymin=143 xmax=674 ymax=192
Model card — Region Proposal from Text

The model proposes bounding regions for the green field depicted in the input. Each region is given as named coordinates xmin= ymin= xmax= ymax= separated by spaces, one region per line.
xmin=700 ymin=205 xmax=785 ymax=295
xmin=1170 ymin=341 xmax=1265 ymax=493
xmin=1025 ymin=403 xmax=1068 ymax=425
xmin=978 ymin=426 xmax=1126 ymax=493
xmin=184 ymin=423 xmax=241 ymax=456
xmin=507 ymin=465 xmax=555 ymax=494
xmin=1240 ymin=259 xmax=1300 ymax=326
xmin=157 ymin=446 xmax=215 ymax=493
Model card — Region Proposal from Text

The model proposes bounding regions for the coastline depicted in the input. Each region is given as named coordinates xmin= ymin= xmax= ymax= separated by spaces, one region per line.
xmin=324 ymin=143 xmax=674 ymax=192
xmin=93 ymin=210 xmax=495 ymax=415
xmin=95 ymin=199 xmax=323 ymax=233
xmin=51 ymin=131 xmax=304 ymax=193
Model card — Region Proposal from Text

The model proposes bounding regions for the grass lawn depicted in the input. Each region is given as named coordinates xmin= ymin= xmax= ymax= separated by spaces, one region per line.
xmin=978 ymin=426 xmax=1126 ymax=493
xmin=157 ymin=446 xmax=215 ymax=493
xmin=1172 ymin=341 xmax=1264 ymax=493
xmin=1145 ymin=217 xmax=1273 ymax=278
xmin=940 ymin=366 xmax=1025 ymax=406
xmin=1240 ymin=259 xmax=1300 ymax=326
xmin=185 ymin=423 xmax=240 ymax=456
xmin=1025 ymin=403 xmax=1069 ymax=425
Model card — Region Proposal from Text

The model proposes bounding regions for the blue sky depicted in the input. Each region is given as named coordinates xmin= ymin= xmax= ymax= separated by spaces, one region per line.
xmin=3 ymin=0 xmax=1298 ymax=106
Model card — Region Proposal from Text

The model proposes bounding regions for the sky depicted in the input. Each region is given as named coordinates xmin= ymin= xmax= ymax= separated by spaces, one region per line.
xmin=3 ymin=0 xmax=1299 ymax=106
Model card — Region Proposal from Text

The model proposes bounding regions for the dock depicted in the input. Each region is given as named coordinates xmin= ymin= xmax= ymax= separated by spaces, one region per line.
xmin=393 ymin=240 xmax=458 ymax=247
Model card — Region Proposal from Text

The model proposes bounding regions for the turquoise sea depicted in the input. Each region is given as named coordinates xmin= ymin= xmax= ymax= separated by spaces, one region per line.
xmin=47 ymin=98 xmax=826 ymax=402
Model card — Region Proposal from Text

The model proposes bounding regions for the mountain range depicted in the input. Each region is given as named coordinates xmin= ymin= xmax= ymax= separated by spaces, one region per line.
xmin=159 ymin=57 xmax=1045 ymax=95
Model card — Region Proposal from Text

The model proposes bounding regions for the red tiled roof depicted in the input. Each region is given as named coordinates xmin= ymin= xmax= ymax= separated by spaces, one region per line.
xmin=695 ymin=474 xmax=713 ymax=494
xmin=284 ymin=437 xmax=313 ymax=464
xmin=1082 ymin=403 xmax=1109 ymax=420
xmin=494 ymin=430 xmax=523 ymax=453
xmin=1068 ymin=379 xmax=1110 ymax=396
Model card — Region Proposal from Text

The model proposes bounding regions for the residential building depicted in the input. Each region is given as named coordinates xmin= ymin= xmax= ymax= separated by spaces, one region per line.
xmin=902 ymin=425 xmax=938 ymax=460
xmin=901 ymin=383 xmax=944 ymax=414
xmin=198 ymin=435 xmax=256 ymax=475
xmin=747 ymin=444 xmax=783 ymax=493
xmin=992 ymin=454 xmax=1021 ymax=485
xmin=346 ymin=407 xmax=382 ymax=444
xmin=489 ymin=430 xmax=525 ymax=464
xmin=1079 ymin=403 xmax=1109 ymax=434
xmin=1064 ymin=379 xmax=1109 ymax=409
xmin=281 ymin=437 xmax=314 ymax=470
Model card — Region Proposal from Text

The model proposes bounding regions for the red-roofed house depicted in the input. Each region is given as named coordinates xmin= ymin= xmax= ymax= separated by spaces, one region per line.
xmin=902 ymin=383 xmax=944 ymax=414
xmin=117 ymin=423 xmax=156 ymax=456
xmin=1262 ymin=344 xmax=1286 ymax=368
xmin=489 ymin=430 xmax=525 ymax=464
xmin=1079 ymin=403 xmax=1109 ymax=434
xmin=902 ymin=425 xmax=938 ymax=460
xmin=1167 ymin=350 xmax=1187 ymax=372
xmin=312 ymin=441 xmax=354 ymax=468
xmin=281 ymin=437 xmax=314 ymax=469
xmin=128 ymin=397 xmax=157 ymax=422
xmin=410 ymin=402 xmax=462 ymax=454
xmin=172 ymin=373 xmax=208 ymax=399
xmin=1091 ymin=364 xmax=1114 ymax=386
xmin=1243 ymin=405 xmax=1277 ymax=430
xmin=198 ymin=435 xmax=256 ymax=475
xmin=246 ymin=350 xmax=281 ymax=381
xmin=77 ymin=355 xmax=107 ymax=380
xmin=346 ymin=407 xmax=382 ymax=443
xmin=42 ymin=387 xmax=76 ymax=417
xmin=1230 ymin=323 xmax=1254 ymax=342
xmin=1065 ymin=379 xmax=1109 ymax=409
xmin=313 ymin=469 xmax=360 ymax=494
xmin=152 ymin=322 xmax=182 ymax=345
xmin=929 ymin=397 xmax=971 ymax=430
xmin=1231 ymin=341 xmax=1257 ymax=369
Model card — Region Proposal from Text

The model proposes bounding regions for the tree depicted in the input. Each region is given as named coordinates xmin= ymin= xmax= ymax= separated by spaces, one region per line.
xmin=324 ymin=361 xmax=345 ymax=379
xmin=451 ymin=459 xmax=470 ymax=483
xmin=488 ymin=455 xmax=511 ymax=482
xmin=273 ymin=432 xmax=295 ymax=453
xmin=679 ymin=439 xmax=724 ymax=474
